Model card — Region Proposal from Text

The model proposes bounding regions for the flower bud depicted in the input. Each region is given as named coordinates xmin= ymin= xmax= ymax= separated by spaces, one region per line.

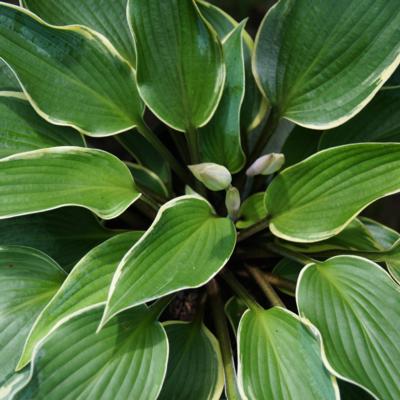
xmin=246 ymin=153 xmax=285 ymax=177
xmin=189 ymin=163 xmax=232 ymax=191
xmin=225 ymin=186 xmax=241 ymax=220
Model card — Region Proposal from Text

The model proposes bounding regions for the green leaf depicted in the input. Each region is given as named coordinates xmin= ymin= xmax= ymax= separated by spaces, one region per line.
xmin=0 ymin=246 xmax=65 ymax=389
xmin=280 ymin=218 xmax=383 ymax=254
xmin=281 ymin=126 xmax=320 ymax=167
xmin=15 ymin=306 xmax=168 ymax=400
xmin=0 ymin=60 xmax=20 ymax=91
xmin=127 ymin=163 xmax=169 ymax=199
xmin=238 ymin=307 xmax=338 ymax=400
xmin=0 ymin=207 xmax=115 ymax=270
xmin=361 ymin=217 xmax=400 ymax=249
xmin=101 ymin=196 xmax=236 ymax=326
xmin=320 ymin=89 xmax=400 ymax=148
xmin=117 ymin=130 xmax=171 ymax=187
xmin=265 ymin=143 xmax=400 ymax=242
xmin=272 ymin=258 xmax=303 ymax=296
xmin=128 ymin=0 xmax=225 ymax=131
xmin=22 ymin=0 xmax=136 ymax=66
xmin=0 ymin=369 xmax=30 ymax=400
xmin=236 ymin=192 xmax=266 ymax=229
xmin=0 ymin=94 xmax=84 ymax=158
xmin=224 ymin=297 xmax=247 ymax=334
xmin=297 ymin=256 xmax=400 ymax=399
xmin=0 ymin=147 xmax=140 ymax=220
xmin=17 ymin=232 xmax=142 ymax=370
xmin=253 ymin=0 xmax=400 ymax=129
xmin=0 ymin=4 xmax=144 ymax=136
xmin=197 ymin=0 xmax=267 ymax=131
xmin=158 ymin=321 xmax=224 ymax=400
xmin=200 ymin=24 xmax=246 ymax=173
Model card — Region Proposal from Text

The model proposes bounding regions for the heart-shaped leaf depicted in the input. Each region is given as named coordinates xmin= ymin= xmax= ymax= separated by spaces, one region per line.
xmin=0 ymin=94 xmax=84 ymax=158
xmin=0 ymin=246 xmax=65 ymax=389
xmin=238 ymin=307 xmax=338 ymax=400
xmin=320 ymin=89 xmax=400 ymax=148
xmin=0 ymin=208 xmax=115 ymax=270
xmin=236 ymin=192 xmax=266 ymax=229
xmin=15 ymin=306 xmax=168 ymax=400
xmin=200 ymin=23 xmax=246 ymax=173
xmin=197 ymin=0 xmax=267 ymax=130
xmin=0 ymin=147 xmax=141 ymax=220
xmin=17 ymin=232 xmax=142 ymax=370
xmin=0 ymin=4 xmax=144 ymax=136
xmin=297 ymin=256 xmax=400 ymax=399
xmin=253 ymin=0 xmax=400 ymax=129
xmin=128 ymin=0 xmax=225 ymax=131
xmin=22 ymin=0 xmax=136 ymax=66
xmin=265 ymin=143 xmax=400 ymax=242
xmin=101 ymin=196 xmax=236 ymax=326
xmin=158 ymin=321 xmax=224 ymax=400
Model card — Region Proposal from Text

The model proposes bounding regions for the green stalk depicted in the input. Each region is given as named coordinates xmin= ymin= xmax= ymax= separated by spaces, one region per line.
xmin=137 ymin=121 xmax=194 ymax=186
xmin=237 ymin=218 xmax=270 ymax=242
xmin=246 ymin=266 xmax=285 ymax=308
xmin=207 ymin=279 xmax=241 ymax=400
xmin=185 ymin=125 xmax=201 ymax=165
xmin=266 ymin=243 xmax=317 ymax=265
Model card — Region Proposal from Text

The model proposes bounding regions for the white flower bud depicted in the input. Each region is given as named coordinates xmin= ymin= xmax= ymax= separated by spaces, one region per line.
xmin=188 ymin=163 xmax=232 ymax=191
xmin=225 ymin=186 xmax=241 ymax=220
xmin=246 ymin=153 xmax=285 ymax=177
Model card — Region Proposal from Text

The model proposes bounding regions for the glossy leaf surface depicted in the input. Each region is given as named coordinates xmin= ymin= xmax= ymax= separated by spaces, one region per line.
xmin=0 ymin=208 xmax=115 ymax=270
xmin=0 ymin=147 xmax=140 ymax=220
xmin=238 ymin=307 xmax=338 ymax=400
xmin=158 ymin=321 xmax=224 ymax=400
xmin=16 ymin=307 xmax=168 ymax=400
xmin=253 ymin=0 xmax=400 ymax=128
xmin=18 ymin=232 xmax=142 ymax=369
xmin=0 ymin=94 xmax=84 ymax=158
xmin=102 ymin=196 xmax=236 ymax=325
xmin=0 ymin=247 xmax=65 ymax=389
xmin=23 ymin=0 xmax=136 ymax=66
xmin=297 ymin=256 xmax=400 ymax=399
xmin=200 ymin=24 xmax=246 ymax=173
xmin=128 ymin=0 xmax=225 ymax=131
xmin=265 ymin=143 xmax=400 ymax=242
xmin=0 ymin=4 xmax=144 ymax=136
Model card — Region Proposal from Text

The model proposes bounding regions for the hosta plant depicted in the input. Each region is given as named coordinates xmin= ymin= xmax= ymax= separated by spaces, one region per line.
xmin=0 ymin=0 xmax=399 ymax=399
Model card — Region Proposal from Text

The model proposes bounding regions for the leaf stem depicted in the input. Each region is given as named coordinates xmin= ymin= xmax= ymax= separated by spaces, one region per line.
xmin=207 ymin=279 xmax=241 ymax=400
xmin=221 ymin=269 xmax=260 ymax=312
xmin=246 ymin=266 xmax=285 ymax=308
xmin=185 ymin=125 xmax=201 ymax=165
xmin=266 ymin=243 xmax=317 ymax=265
xmin=263 ymin=272 xmax=296 ymax=293
xmin=137 ymin=121 xmax=194 ymax=186
xmin=237 ymin=218 xmax=270 ymax=242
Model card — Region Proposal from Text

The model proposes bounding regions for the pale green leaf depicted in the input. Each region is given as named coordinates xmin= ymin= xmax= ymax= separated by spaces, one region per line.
xmin=0 ymin=207 xmax=115 ymax=270
xmin=265 ymin=143 xmax=400 ymax=242
xmin=17 ymin=232 xmax=142 ymax=370
xmin=22 ymin=0 xmax=136 ymax=66
xmin=200 ymin=24 xmax=246 ymax=173
xmin=0 ymin=147 xmax=141 ymax=220
xmin=253 ymin=0 xmax=400 ymax=129
xmin=0 ymin=94 xmax=84 ymax=158
xmin=158 ymin=321 xmax=224 ymax=400
xmin=128 ymin=0 xmax=225 ymax=131
xmin=297 ymin=256 xmax=400 ymax=400
xmin=320 ymin=89 xmax=400 ymax=148
xmin=0 ymin=4 xmax=144 ymax=136
xmin=0 ymin=246 xmax=65 ymax=389
xmin=102 ymin=196 xmax=236 ymax=326
xmin=238 ymin=307 xmax=338 ymax=400
xmin=197 ymin=0 xmax=267 ymax=130
xmin=236 ymin=192 xmax=266 ymax=229
xmin=0 ymin=369 xmax=30 ymax=400
xmin=15 ymin=306 xmax=168 ymax=400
